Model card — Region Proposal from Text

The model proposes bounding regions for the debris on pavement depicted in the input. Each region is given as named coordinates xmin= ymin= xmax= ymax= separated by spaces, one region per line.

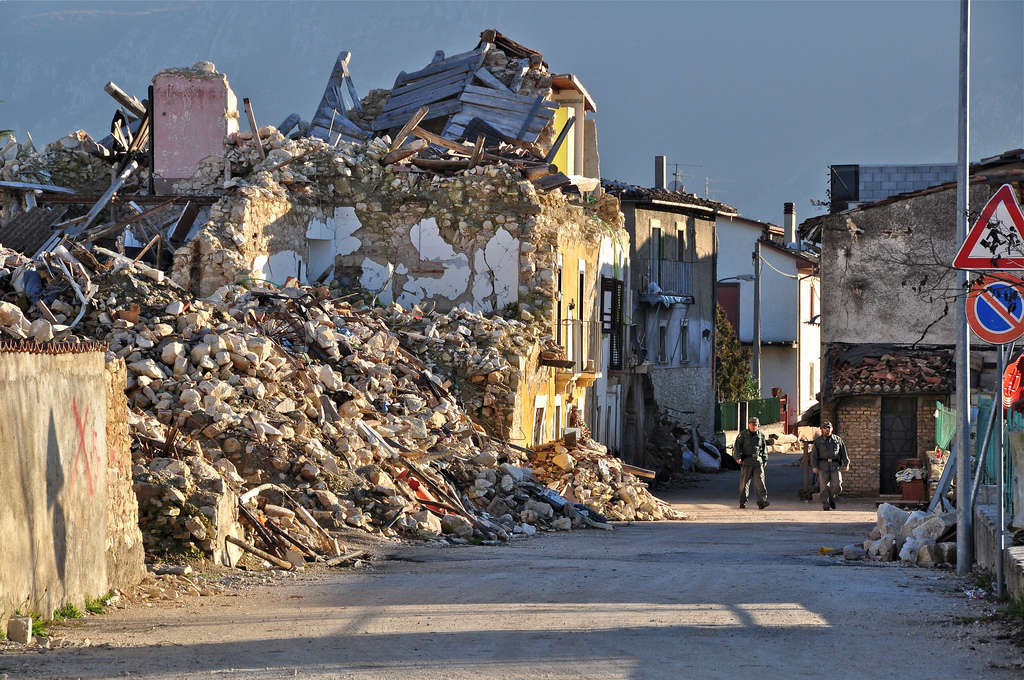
xmin=842 ymin=503 xmax=958 ymax=567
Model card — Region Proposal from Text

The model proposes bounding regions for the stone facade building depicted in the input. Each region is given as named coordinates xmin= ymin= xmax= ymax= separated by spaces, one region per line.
xmin=802 ymin=150 xmax=1024 ymax=495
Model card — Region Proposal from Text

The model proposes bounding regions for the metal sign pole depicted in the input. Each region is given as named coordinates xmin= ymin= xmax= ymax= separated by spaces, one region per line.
xmin=954 ymin=0 xmax=972 ymax=575
xmin=997 ymin=343 xmax=1007 ymax=598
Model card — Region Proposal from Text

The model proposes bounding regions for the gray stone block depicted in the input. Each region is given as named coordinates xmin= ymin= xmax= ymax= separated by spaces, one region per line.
xmin=6 ymin=615 xmax=33 ymax=644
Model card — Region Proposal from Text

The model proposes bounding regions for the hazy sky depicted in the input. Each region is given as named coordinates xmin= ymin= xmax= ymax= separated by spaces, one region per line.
xmin=2 ymin=0 xmax=1022 ymax=224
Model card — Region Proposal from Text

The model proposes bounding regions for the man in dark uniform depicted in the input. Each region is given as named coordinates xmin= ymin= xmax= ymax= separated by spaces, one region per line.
xmin=810 ymin=421 xmax=850 ymax=511
xmin=733 ymin=417 xmax=769 ymax=509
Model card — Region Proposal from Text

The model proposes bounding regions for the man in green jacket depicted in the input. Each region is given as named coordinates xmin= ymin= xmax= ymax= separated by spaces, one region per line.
xmin=734 ymin=417 xmax=769 ymax=509
xmin=811 ymin=421 xmax=850 ymax=511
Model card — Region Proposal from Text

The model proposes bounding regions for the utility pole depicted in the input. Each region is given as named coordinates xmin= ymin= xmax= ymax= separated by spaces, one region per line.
xmin=955 ymin=0 xmax=972 ymax=576
xmin=753 ymin=240 xmax=762 ymax=395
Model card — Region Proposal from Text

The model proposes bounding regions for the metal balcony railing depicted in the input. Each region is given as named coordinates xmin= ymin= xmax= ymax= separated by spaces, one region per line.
xmin=642 ymin=259 xmax=692 ymax=297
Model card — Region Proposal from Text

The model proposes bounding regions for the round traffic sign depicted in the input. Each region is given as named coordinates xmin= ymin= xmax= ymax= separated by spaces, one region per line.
xmin=966 ymin=274 xmax=1024 ymax=344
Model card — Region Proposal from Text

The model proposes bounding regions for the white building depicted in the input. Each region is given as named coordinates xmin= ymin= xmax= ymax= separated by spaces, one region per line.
xmin=716 ymin=203 xmax=820 ymax=428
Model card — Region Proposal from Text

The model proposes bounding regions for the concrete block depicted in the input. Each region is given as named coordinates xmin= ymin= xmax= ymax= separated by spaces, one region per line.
xmin=6 ymin=615 xmax=33 ymax=644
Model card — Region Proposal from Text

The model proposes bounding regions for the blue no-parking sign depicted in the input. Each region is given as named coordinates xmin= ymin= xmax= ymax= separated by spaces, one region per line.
xmin=966 ymin=275 xmax=1024 ymax=344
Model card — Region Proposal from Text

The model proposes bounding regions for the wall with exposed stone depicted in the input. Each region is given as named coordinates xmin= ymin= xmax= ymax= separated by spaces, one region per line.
xmin=104 ymin=358 xmax=147 ymax=589
xmin=171 ymin=133 xmax=625 ymax=449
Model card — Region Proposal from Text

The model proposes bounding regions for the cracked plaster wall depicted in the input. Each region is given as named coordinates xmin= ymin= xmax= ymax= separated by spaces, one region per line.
xmin=820 ymin=181 xmax=1022 ymax=347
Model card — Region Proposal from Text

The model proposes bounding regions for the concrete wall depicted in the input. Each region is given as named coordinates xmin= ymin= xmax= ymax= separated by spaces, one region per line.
xmin=716 ymin=218 xmax=799 ymax=344
xmin=974 ymin=501 xmax=1024 ymax=600
xmin=153 ymin=64 xmax=239 ymax=191
xmin=0 ymin=350 xmax=143 ymax=624
xmin=799 ymin=274 xmax=821 ymax=412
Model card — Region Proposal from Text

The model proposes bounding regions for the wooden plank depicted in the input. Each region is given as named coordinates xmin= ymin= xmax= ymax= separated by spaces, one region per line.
xmin=449 ymin=106 xmax=547 ymax=137
xmin=517 ymin=96 xmax=546 ymax=140
xmin=473 ymin=67 xmax=511 ymax=93
xmin=393 ymin=49 xmax=484 ymax=88
xmin=463 ymin=84 xmax=556 ymax=109
xmin=410 ymin=126 xmax=474 ymax=156
xmin=168 ymin=201 xmax=200 ymax=243
xmin=103 ymin=81 xmax=146 ymax=120
xmin=243 ymin=98 xmax=265 ymax=159
xmin=382 ymin=138 xmax=428 ymax=164
xmin=382 ymin=81 xmax=465 ymax=114
xmin=410 ymin=157 xmax=471 ymax=171
xmin=372 ymin=99 xmax=461 ymax=132
xmin=339 ymin=60 xmax=363 ymax=113
xmin=70 ymin=160 xmax=138 ymax=236
xmin=388 ymin=64 xmax=474 ymax=102
xmin=545 ymin=116 xmax=575 ymax=163
xmin=389 ymin=106 xmax=430 ymax=151
xmin=0 ymin=180 xmax=76 ymax=195
xmin=451 ymin=105 xmax=548 ymax=132
xmin=468 ymin=135 xmax=485 ymax=167
xmin=310 ymin=50 xmax=371 ymax=141
xmin=225 ymin=535 xmax=293 ymax=570
xmin=460 ymin=92 xmax=556 ymax=119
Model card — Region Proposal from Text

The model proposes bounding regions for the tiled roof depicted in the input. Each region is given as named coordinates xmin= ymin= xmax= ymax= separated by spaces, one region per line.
xmin=828 ymin=346 xmax=953 ymax=397
xmin=601 ymin=179 xmax=738 ymax=215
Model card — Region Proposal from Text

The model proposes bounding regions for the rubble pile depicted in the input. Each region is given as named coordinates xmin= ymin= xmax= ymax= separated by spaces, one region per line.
xmin=0 ymin=130 xmax=117 ymax=194
xmin=830 ymin=352 xmax=953 ymax=396
xmin=842 ymin=503 xmax=957 ymax=566
xmin=0 ymin=243 xmax=669 ymax=566
xmin=531 ymin=438 xmax=679 ymax=521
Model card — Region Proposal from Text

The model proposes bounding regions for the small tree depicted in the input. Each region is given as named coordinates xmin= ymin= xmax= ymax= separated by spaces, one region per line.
xmin=715 ymin=304 xmax=755 ymax=402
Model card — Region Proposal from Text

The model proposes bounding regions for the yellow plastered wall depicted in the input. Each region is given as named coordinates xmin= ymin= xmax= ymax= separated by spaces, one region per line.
xmin=515 ymin=237 xmax=600 ymax=448
xmin=551 ymin=105 xmax=574 ymax=176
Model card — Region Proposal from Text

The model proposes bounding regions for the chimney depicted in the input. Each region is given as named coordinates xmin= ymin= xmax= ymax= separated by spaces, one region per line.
xmin=784 ymin=202 xmax=798 ymax=247
xmin=654 ymin=155 xmax=667 ymax=190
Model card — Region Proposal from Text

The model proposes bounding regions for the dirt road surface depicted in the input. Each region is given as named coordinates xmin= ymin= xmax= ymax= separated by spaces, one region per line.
xmin=4 ymin=453 xmax=1022 ymax=679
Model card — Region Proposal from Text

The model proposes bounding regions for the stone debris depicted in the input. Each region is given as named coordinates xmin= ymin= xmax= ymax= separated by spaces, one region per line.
xmin=848 ymin=503 xmax=957 ymax=568
xmin=0 ymin=244 xmax=672 ymax=569
xmin=530 ymin=438 xmax=680 ymax=521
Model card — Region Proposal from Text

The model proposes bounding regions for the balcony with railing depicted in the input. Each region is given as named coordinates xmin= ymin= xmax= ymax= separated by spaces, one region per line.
xmin=641 ymin=258 xmax=692 ymax=297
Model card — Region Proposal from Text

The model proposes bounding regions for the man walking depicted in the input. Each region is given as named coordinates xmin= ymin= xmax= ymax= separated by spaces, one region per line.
xmin=734 ymin=417 xmax=769 ymax=509
xmin=811 ymin=421 xmax=850 ymax=511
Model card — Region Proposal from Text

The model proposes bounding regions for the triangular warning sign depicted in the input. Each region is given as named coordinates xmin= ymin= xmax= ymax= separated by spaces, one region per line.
xmin=953 ymin=184 xmax=1024 ymax=269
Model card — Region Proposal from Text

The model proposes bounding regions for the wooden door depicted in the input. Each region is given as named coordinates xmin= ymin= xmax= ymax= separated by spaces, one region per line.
xmin=880 ymin=397 xmax=917 ymax=494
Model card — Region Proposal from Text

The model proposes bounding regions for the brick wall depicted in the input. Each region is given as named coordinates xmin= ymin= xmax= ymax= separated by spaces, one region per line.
xmin=834 ymin=396 xmax=881 ymax=495
xmin=825 ymin=394 xmax=946 ymax=496
xmin=916 ymin=396 xmax=943 ymax=458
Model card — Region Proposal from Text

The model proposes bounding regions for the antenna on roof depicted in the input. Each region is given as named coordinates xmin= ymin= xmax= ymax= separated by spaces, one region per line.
xmin=669 ymin=161 xmax=702 ymax=192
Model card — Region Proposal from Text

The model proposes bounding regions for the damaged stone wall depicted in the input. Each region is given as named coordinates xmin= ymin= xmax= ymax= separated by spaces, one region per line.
xmin=171 ymin=132 xmax=624 ymax=446
xmin=104 ymin=358 xmax=147 ymax=588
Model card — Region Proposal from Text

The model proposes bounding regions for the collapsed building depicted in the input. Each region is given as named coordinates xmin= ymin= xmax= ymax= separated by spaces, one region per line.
xmin=0 ymin=29 xmax=684 ymax=598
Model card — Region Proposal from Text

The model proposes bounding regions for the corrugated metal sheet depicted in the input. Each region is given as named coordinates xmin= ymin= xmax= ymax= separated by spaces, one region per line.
xmin=0 ymin=206 xmax=68 ymax=254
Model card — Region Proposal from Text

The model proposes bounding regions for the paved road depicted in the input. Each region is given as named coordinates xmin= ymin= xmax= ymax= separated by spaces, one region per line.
xmin=5 ymin=453 xmax=1022 ymax=679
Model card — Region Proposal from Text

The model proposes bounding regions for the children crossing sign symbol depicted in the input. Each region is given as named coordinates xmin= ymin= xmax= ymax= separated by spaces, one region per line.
xmin=966 ymin=274 xmax=1024 ymax=344
xmin=952 ymin=184 xmax=1024 ymax=270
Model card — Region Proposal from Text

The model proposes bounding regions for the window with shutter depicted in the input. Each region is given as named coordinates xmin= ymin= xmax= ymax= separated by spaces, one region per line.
xmin=601 ymin=276 xmax=624 ymax=370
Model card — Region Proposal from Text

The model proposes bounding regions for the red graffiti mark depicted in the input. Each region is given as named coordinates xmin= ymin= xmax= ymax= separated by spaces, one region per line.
xmin=71 ymin=397 xmax=97 ymax=496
